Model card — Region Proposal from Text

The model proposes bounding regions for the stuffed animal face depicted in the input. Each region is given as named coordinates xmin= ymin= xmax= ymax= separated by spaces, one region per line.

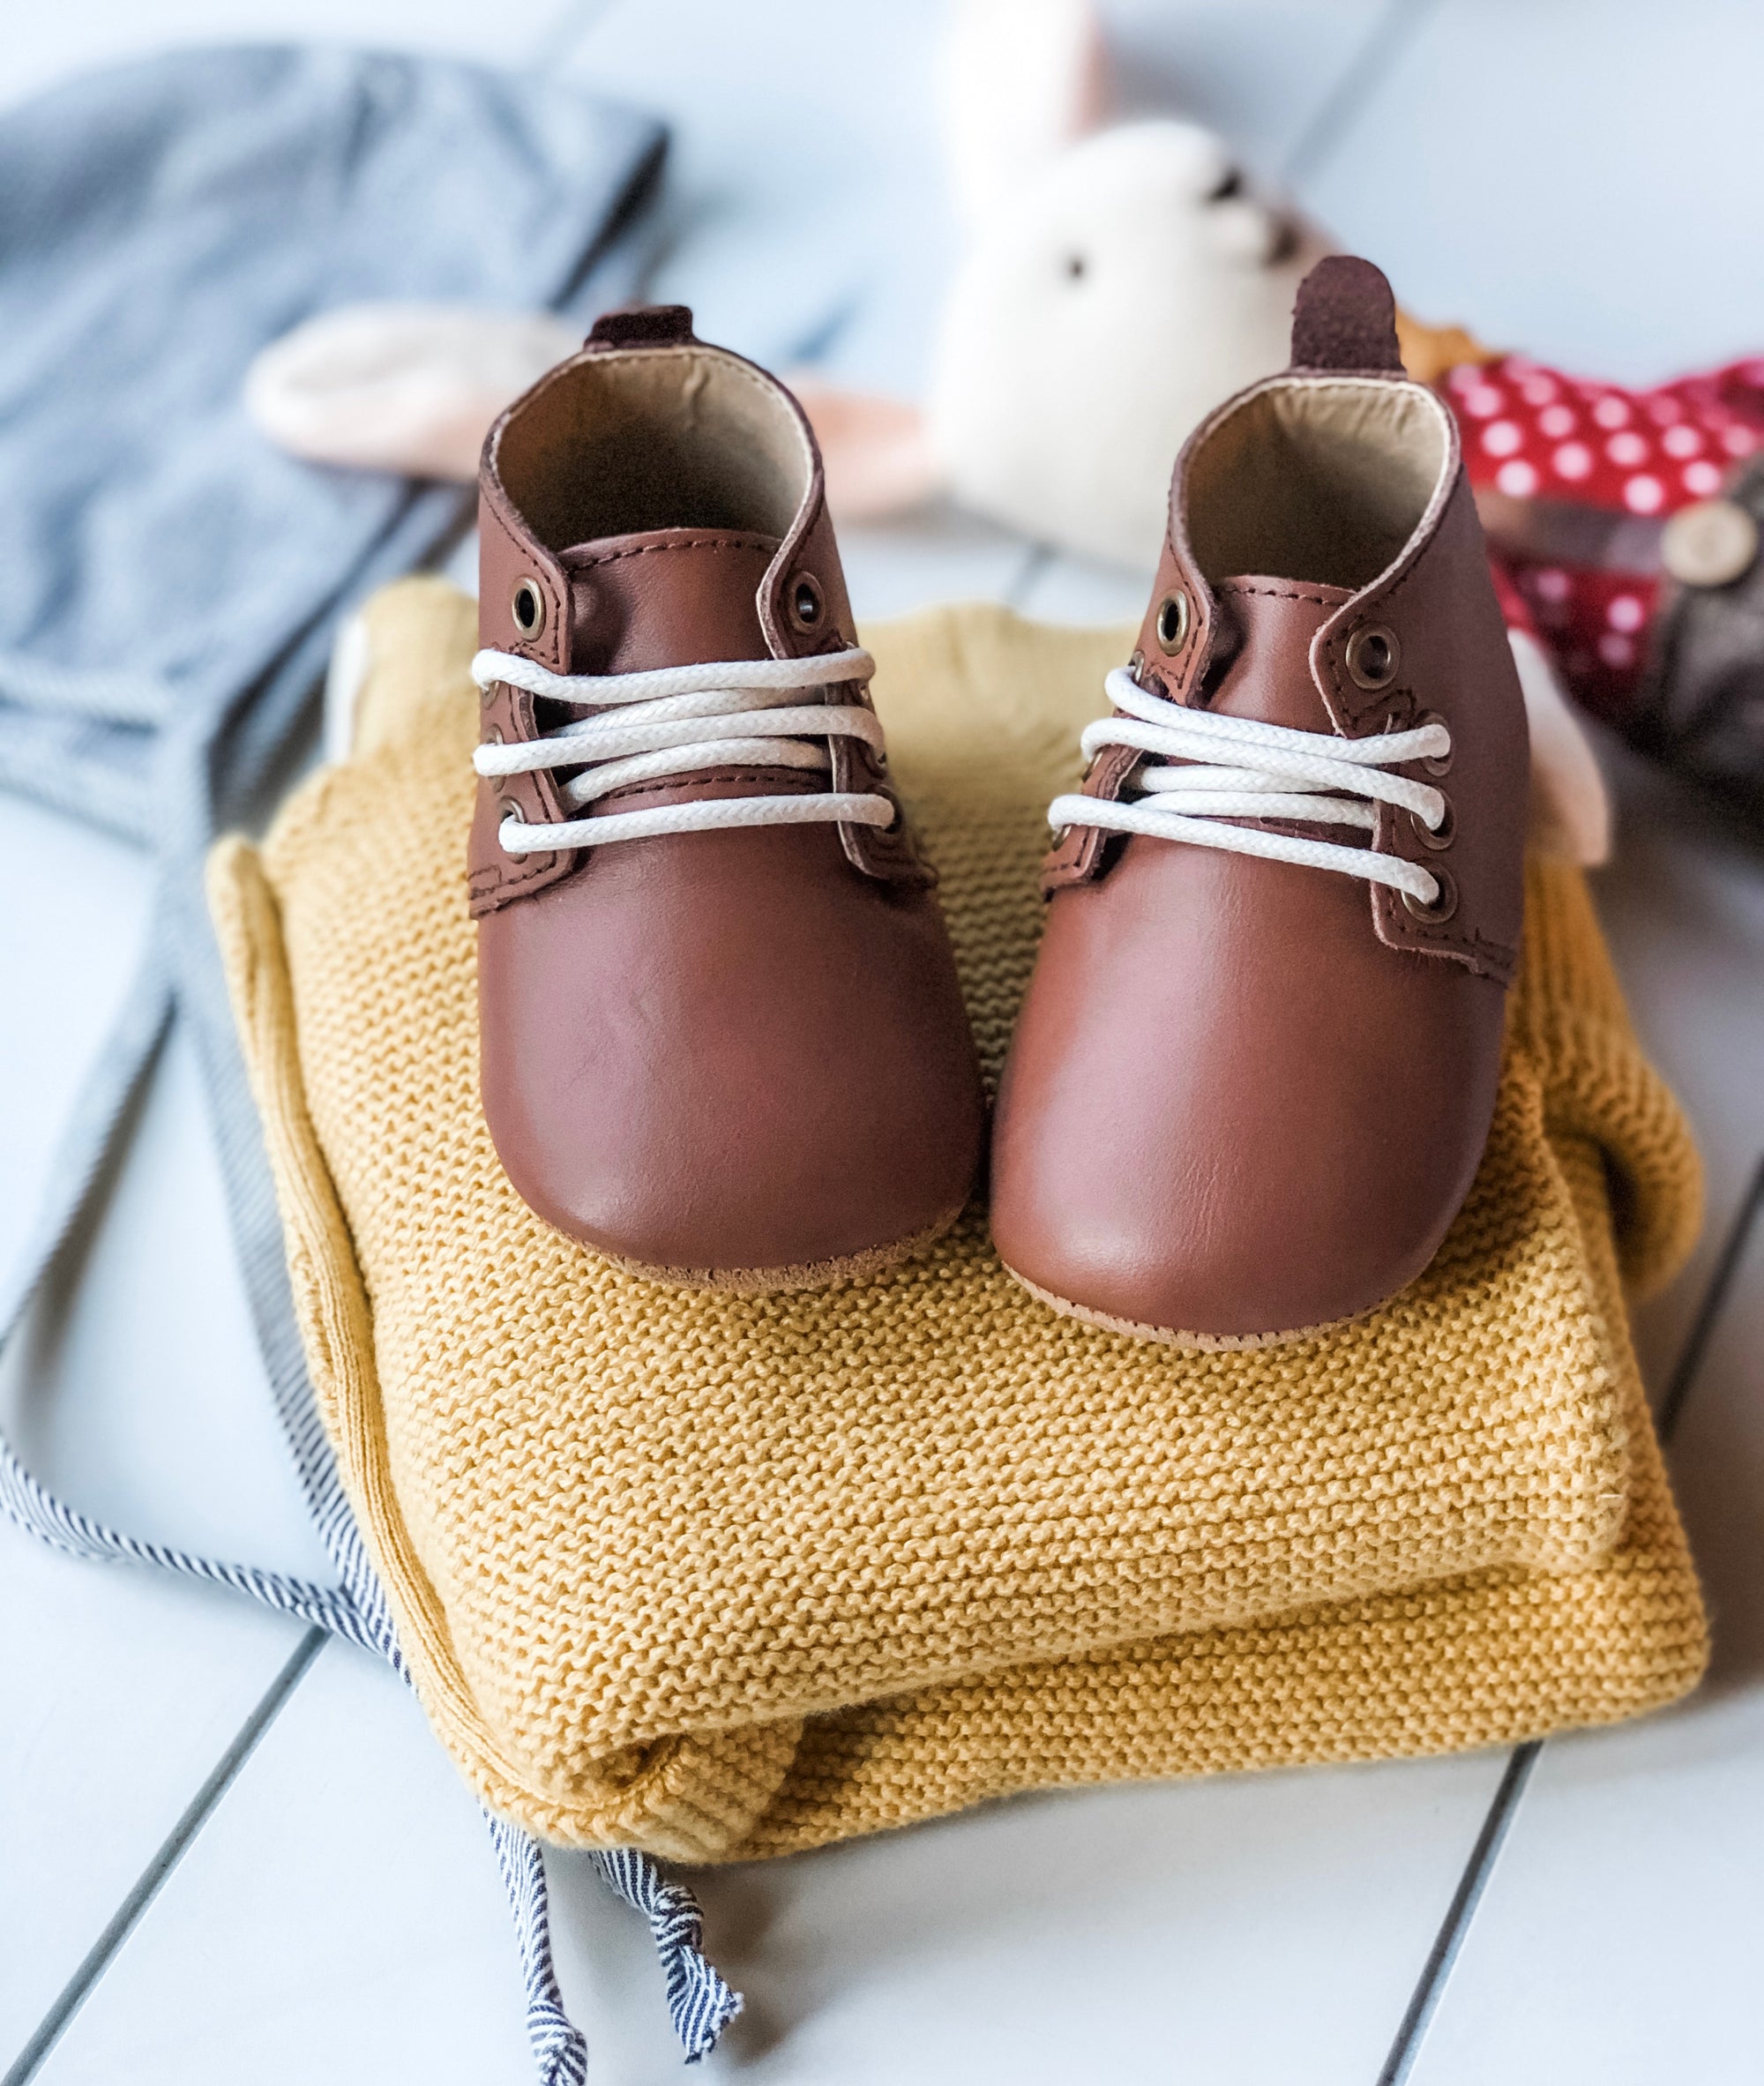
xmin=930 ymin=122 xmax=1327 ymax=569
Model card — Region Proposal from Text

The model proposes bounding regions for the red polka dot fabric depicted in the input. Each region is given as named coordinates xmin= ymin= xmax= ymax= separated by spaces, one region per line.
xmin=1437 ymin=354 xmax=1764 ymax=721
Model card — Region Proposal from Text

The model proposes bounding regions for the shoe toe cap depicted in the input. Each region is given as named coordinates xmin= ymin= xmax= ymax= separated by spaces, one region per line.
xmin=477 ymin=829 xmax=984 ymax=1282
xmin=990 ymin=869 xmax=1506 ymax=1343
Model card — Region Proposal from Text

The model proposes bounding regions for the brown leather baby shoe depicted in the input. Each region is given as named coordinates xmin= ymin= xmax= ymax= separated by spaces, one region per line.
xmin=469 ymin=306 xmax=984 ymax=1290
xmin=990 ymin=257 xmax=1529 ymax=1344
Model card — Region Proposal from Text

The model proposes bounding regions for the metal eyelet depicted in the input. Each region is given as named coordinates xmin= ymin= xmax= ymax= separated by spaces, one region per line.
xmin=1409 ymin=794 xmax=1454 ymax=851
xmin=511 ymin=579 xmax=547 ymax=640
xmin=1345 ymin=622 xmax=1400 ymax=691
xmin=1412 ymin=708 xmax=1454 ymax=777
xmin=1401 ymin=865 xmax=1458 ymax=923
xmin=788 ymin=573 xmax=824 ymax=632
xmin=1154 ymin=591 xmax=1191 ymax=655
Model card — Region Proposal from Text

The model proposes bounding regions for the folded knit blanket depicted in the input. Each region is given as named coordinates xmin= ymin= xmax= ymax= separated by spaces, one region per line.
xmin=209 ymin=579 xmax=1707 ymax=1861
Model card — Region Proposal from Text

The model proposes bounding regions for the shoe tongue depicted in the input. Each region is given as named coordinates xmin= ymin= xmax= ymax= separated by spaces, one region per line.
xmin=1201 ymin=575 xmax=1357 ymax=733
xmin=556 ymin=527 xmax=781 ymax=674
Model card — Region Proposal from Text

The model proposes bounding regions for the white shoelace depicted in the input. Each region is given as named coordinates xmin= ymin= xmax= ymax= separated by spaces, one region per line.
xmin=470 ymin=646 xmax=894 ymax=854
xmin=1049 ymin=666 xmax=1453 ymax=904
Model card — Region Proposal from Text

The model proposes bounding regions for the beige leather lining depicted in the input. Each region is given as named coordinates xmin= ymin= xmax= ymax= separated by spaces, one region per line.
xmin=1187 ymin=378 xmax=1453 ymax=593
xmin=494 ymin=345 xmax=811 ymax=551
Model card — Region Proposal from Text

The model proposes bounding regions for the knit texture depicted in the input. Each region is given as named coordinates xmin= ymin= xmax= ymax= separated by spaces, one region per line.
xmin=209 ymin=579 xmax=1707 ymax=1860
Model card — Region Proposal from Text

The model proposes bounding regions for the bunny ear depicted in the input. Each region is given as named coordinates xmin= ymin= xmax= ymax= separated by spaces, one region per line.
xmin=788 ymin=378 xmax=946 ymax=519
xmin=245 ymin=303 xmax=579 ymax=480
xmin=1509 ymin=630 xmax=1613 ymax=866
xmin=939 ymin=0 xmax=1110 ymax=230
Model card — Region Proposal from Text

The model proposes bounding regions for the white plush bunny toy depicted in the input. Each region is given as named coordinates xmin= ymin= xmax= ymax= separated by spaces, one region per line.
xmin=247 ymin=0 xmax=1608 ymax=862
xmin=796 ymin=0 xmax=1332 ymax=568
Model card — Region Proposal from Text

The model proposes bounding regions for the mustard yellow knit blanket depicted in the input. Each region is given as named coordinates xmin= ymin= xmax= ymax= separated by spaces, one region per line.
xmin=209 ymin=579 xmax=1708 ymax=1862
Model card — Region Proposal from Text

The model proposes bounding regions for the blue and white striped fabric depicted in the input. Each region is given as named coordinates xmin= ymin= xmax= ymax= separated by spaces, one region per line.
xmin=0 ymin=46 xmax=741 ymax=2081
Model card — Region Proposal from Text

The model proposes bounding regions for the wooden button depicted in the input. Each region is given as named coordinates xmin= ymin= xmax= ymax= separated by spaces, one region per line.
xmin=1660 ymin=498 xmax=1758 ymax=588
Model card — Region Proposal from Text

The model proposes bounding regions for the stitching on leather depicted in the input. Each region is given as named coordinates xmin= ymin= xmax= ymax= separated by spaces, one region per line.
xmin=1215 ymin=580 xmax=1343 ymax=609
xmin=474 ymin=672 xmax=572 ymax=900
xmin=595 ymin=769 xmax=821 ymax=805
xmin=482 ymin=849 xmax=560 ymax=886
xmin=472 ymin=836 xmax=561 ymax=897
xmin=1394 ymin=912 xmax=1514 ymax=960
xmin=1386 ymin=896 xmax=1516 ymax=976
xmin=566 ymin=533 xmax=781 ymax=569
xmin=471 ymin=868 xmax=556 ymax=905
xmin=1319 ymin=582 xmax=1488 ymax=966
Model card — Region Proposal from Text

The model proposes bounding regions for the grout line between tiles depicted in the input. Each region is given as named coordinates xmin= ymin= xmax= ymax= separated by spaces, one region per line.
xmin=1656 ymin=1149 xmax=1764 ymax=1444
xmin=1005 ymin=544 xmax=1053 ymax=612
xmin=3 ymin=1625 xmax=328 ymax=2086
xmin=1373 ymin=1744 xmax=1541 ymax=2086
xmin=527 ymin=0 xmax=624 ymax=71
xmin=1280 ymin=0 xmax=1446 ymax=187
xmin=1373 ymin=1140 xmax=1764 ymax=2082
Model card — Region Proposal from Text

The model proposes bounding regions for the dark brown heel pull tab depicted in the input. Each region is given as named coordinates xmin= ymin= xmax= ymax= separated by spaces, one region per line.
xmin=586 ymin=303 xmax=697 ymax=350
xmin=1289 ymin=256 xmax=1403 ymax=373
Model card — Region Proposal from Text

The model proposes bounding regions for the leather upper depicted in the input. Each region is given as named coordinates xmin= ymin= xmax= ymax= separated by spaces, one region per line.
xmin=470 ymin=310 xmax=984 ymax=1282
xmin=1045 ymin=269 xmax=1526 ymax=984
xmin=471 ymin=306 xmax=924 ymax=915
xmin=992 ymin=257 xmax=1531 ymax=1341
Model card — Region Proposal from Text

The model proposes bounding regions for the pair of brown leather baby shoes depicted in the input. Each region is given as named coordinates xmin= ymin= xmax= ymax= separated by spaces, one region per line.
xmin=469 ymin=259 xmax=1528 ymax=1344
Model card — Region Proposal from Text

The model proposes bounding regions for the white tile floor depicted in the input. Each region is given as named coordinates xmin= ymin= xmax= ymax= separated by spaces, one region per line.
xmin=3 ymin=4 xmax=1760 ymax=2082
